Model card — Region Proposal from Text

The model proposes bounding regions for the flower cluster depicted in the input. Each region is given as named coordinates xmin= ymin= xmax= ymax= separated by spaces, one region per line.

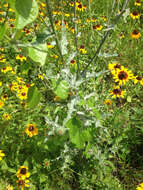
xmin=107 ymin=62 xmax=143 ymax=100
xmin=9 ymin=77 xmax=34 ymax=101
xmin=130 ymin=2 xmax=141 ymax=39
xmin=16 ymin=166 xmax=30 ymax=190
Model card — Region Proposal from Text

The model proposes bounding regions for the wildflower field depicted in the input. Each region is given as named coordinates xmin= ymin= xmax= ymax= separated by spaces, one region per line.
xmin=0 ymin=0 xmax=143 ymax=189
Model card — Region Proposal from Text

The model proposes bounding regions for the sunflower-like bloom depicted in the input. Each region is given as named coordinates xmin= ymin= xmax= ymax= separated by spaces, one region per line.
xmin=104 ymin=99 xmax=112 ymax=106
xmin=17 ymin=166 xmax=30 ymax=180
xmin=16 ymin=55 xmax=27 ymax=62
xmin=93 ymin=24 xmax=103 ymax=31
xmin=25 ymin=124 xmax=38 ymax=137
xmin=17 ymin=179 xmax=30 ymax=190
xmin=108 ymin=62 xmax=124 ymax=74
xmin=79 ymin=45 xmax=87 ymax=54
xmin=134 ymin=0 xmax=141 ymax=6
xmin=76 ymin=2 xmax=86 ymax=12
xmin=1 ymin=66 xmax=12 ymax=73
xmin=0 ymin=150 xmax=5 ymax=160
xmin=130 ymin=11 xmax=140 ymax=19
xmin=113 ymin=68 xmax=134 ymax=85
xmin=110 ymin=86 xmax=125 ymax=99
xmin=3 ymin=113 xmax=11 ymax=120
xmin=131 ymin=29 xmax=141 ymax=39
xmin=133 ymin=76 xmax=143 ymax=85
xmin=136 ymin=182 xmax=143 ymax=190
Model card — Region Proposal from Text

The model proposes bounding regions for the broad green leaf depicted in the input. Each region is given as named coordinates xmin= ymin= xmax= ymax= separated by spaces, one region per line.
xmin=66 ymin=117 xmax=91 ymax=148
xmin=7 ymin=168 xmax=16 ymax=173
xmin=20 ymin=62 xmax=31 ymax=75
xmin=127 ymin=96 xmax=131 ymax=102
xmin=28 ymin=43 xmax=47 ymax=66
xmin=0 ymin=23 xmax=7 ymax=40
xmin=15 ymin=0 xmax=32 ymax=18
xmin=27 ymin=86 xmax=41 ymax=108
xmin=40 ymin=174 xmax=47 ymax=183
xmin=53 ymin=80 xmax=69 ymax=100
xmin=1 ymin=160 xmax=8 ymax=170
xmin=15 ymin=0 xmax=39 ymax=29
xmin=7 ymin=0 xmax=15 ymax=8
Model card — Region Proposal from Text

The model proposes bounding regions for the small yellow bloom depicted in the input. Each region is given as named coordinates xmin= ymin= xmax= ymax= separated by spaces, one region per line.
xmin=16 ymin=55 xmax=27 ymax=62
xmin=110 ymin=86 xmax=125 ymax=99
xmin=134 ymin=0 xmax=141 ymax=6
xmin=104 ymin=99 xmax=112 ymax=106
xmin=131 ymin=29 xmax=141 ymax=39
xmin=1 ymin=94 xmax=8 ymax=101
xmin=8 ymin=8 xmax=15 ymax=12
xmin=70 ymin=59 xmax=76 ymax=65
xmin=25 ymin=123 xmax=38 ymax=137
xmin=1 ymin=67 xmax=11 ymax=73
xmin=0 ymin=57 xmax=6 ymax=62
xmin=133 ymin=76 xmax=143 ymax=85
xmin=0 ymin=150 xmax=5 ymax=160
xmin=3 ymin=3 xmax=8 ymax=7
xmin=79 ymin=45 xmax=87 ymax=54
xmin=119 ymin=33 xmax=125 ymax=39
xmin=108 ymin=62 xmax=124 ymax=73
xmin=17 ymin=90 xmax=28 ymax=100
xmin=0 ymin=100 xmax=4 ymax=108
xmin=0 ymin=81 xmax=2 ymax=86
xmin=93 ymin=24 xmax=103 ymax=31
xmin=130 ymin=11 xmax=140 ymax=19
xmin=41 ymin=2 xmax=46 ymax=7
xmin=101 ymin=16 xmax=107 ymax=22
xmin=47 ymin=43 xmax=54 ymax=49
xmin=3 ymin=113 xmax=11 ymax=120
xmin=113 ymin=68 xmax=134 ymax=85
xmin=38 ymin=73 xmax=45 ymax=80
xmin=17 ymin=166 xmax=30 ymax=180
xmin=64 ymin=13 xmax=70 ymax=17
xmin=76 ymin=2 xmax=87 ymax=12
xmin=136 ymin=182 xmax=143 ymax=190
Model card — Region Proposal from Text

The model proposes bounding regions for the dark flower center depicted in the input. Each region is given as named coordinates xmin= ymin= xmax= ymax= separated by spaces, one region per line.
xmin=78 ymin=4 xmax=82 ymax=8
xmin=133 ymin=30 xmax=139 ymax=35
xmin=113 ymin=89 xmax=121 ymax=95
xmin=114 ymin=64 xmax=121 ymax=69
xmin=118 ymin=71 xmax=128 ymax=80
xmin=71 ymin=60 xmax=75 ymax=64
xmin=29 ymin=126 xmax=34 ymax=131
xmin=3 ymin=95 xmax=7 ymax=98
xmin=136 ymin=76 xmax=142 ymax=80
xmin=21 ymin=92 xmax=26 ymax=96
xmin=132 ymin=11 xmax=139 ymax=16
xmin=80 ymin=45 xmax=84 ymax=49
xmin=20 ymin=168 xmax=26 ymax=174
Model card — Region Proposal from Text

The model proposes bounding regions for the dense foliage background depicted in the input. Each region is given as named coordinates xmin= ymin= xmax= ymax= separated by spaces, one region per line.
xmin=0 ymin=0 xmax=143 ymax=189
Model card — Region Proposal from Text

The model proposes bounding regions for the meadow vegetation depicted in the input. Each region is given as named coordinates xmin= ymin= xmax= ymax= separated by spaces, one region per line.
xmin=0 ymin=0 xmax=143 ymax=189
